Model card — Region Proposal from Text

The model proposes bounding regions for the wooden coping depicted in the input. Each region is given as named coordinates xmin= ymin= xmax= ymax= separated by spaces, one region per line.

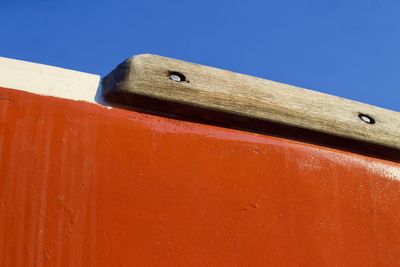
xmin=0 ymin=56 xmax=101 ymax=104
xmin=102 ymin=54 xmax=400 ymax=153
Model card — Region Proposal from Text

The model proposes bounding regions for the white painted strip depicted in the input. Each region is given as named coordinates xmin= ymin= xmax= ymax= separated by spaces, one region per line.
xmin=0 ymin=57 xmax=106 ymax=105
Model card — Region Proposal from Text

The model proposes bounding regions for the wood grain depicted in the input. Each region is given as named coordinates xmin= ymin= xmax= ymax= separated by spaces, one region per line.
xmin=102 ymin=54 xmax=400 ymax=151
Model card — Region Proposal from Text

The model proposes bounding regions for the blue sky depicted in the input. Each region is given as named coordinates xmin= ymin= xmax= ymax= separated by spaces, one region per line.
xmin=0 ymin=0 xmax=399 ymax=111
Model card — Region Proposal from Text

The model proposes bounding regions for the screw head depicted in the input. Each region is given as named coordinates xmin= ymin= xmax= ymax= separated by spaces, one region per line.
xmin=169 ymin=74 xmax=182 ymax=82
xmin=358 ymin=113 xmax=375 ymax=124
xmin=168 ymin=71 xmax=187 ymax=82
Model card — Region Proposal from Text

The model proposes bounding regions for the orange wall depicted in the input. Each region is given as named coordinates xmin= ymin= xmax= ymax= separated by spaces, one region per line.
xmin=1 ymin=87 xmax=400 ymax=266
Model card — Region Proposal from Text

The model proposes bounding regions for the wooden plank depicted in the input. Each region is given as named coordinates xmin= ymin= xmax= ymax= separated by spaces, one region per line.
xmin=102 ymin=54 xmax=400 ymax=151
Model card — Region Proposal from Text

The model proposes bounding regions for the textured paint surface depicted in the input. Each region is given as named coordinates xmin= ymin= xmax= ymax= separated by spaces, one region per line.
xmin=1 ymin=87 xmax=400 ymax=266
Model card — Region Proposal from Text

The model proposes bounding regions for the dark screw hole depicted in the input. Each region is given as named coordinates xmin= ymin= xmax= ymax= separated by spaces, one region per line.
xmin=168 ymin=71 xmax=187 ymax=82
xmin=358 ymin=113 xmax=375 ymax=124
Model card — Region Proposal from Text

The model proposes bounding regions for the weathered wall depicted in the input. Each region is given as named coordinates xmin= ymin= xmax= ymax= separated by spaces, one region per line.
xmin=1 ymin=87 xmax=400 ymax=266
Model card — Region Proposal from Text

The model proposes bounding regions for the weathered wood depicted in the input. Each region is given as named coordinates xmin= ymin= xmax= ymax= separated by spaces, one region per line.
xmin=102 ymin=54 xmax=400 ymax=151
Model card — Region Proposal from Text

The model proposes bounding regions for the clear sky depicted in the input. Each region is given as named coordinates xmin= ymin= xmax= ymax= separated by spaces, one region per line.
xmin=1 ymin=0 xmax=399 ymax=111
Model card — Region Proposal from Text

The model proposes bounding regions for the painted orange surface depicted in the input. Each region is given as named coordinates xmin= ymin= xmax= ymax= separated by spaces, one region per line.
xmin=1 ymin=87 xmax=400 ymax=266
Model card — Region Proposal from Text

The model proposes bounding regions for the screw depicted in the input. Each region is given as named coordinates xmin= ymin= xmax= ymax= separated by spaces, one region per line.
xmin=170 ymin=74 xmax=181 ymax=82
xmin=358 ymin=113 xmax=375 ymax=124
xmin=168 ymin=71 xmax=187 ymax=82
